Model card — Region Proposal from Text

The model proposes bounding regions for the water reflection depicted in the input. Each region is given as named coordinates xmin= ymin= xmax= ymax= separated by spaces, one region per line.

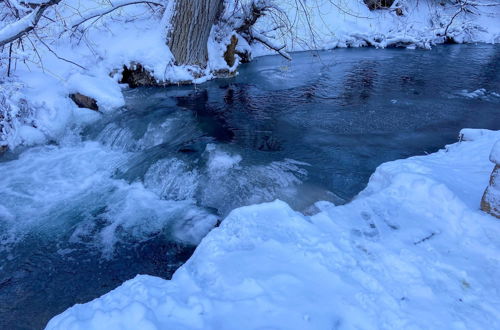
xmin=341 ymin=60 xmax=378 ymax=102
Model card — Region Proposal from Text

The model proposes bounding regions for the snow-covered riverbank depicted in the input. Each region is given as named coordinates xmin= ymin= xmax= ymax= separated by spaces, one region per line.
xmin=46 ymin=128 xmax=500 ymax=329
xmin=1 ymin=0 xmax=500 ymax=150
xmin=254 ymin=0 xmax=500 ymax=54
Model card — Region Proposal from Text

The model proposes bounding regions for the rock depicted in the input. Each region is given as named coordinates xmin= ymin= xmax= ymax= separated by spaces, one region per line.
xmin=481 ymin=141 xmax=500 ymax=219
xmin=120 ymin=58 xmax=238 ymax=88
xmin=69 ymin=93 xmax=98 ymax=111
xmin=364 ymin=0 xmax=395 ymax=10
xmin=120 ymin=64 xmax=158 ymax=88
xmin=212 ymin=69 xmax=237 ymax=78
xmin=481 ymin=165 xmax=500 ymax=218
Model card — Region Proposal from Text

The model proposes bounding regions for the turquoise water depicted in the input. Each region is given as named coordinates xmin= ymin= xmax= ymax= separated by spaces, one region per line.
xmin=0 ymin=45 xmax=499 ymax=329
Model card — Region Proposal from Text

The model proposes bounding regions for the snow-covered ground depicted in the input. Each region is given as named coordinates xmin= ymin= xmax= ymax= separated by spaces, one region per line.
xmin=1 ymin=0 xmax=499 ymax=150
xmin=46 ymin=128 xmax=500 ymax=329
xmin=254 ymin=0 xmax=500 ymax=55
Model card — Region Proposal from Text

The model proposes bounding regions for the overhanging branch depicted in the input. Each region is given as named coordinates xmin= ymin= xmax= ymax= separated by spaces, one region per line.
xmin=70 ymin=0 xmax=164 ymax=30
xmin=0 ymin=0 xmax=62 ymax=47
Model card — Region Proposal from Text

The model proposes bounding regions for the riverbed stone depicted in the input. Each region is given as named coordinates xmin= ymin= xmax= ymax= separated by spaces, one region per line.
xmin=120 ymin=64 xmax=158 ymax=88
xmin=69 ymin=93 xmax=98 ymax=111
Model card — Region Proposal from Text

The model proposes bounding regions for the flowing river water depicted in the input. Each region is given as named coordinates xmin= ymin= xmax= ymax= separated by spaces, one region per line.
xmin=1 ymin=45 xmax=499 ymax=329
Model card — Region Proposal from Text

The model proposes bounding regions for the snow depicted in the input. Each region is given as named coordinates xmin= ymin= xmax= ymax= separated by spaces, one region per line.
xmin=253 ymin=0 xmax=500 ymax=55
xmin=67 ymin=74 xmax=125 ymax=112
xmin=17 ymin=124 xmax=47 ymax=145
xmin=1 ymin=0 xmax=499 ymax=150
xmin=490 ymin=140 xmax=500 ymax=164
xmin=459 ymin=128 xmax=496 ymax=141
xmin=0 ymin=3 xmax=498 ymax=325
xmin=46 ymin=128 xmax=500 ymax=330
xmin=0 ymin=8 xmax=40 ymax=43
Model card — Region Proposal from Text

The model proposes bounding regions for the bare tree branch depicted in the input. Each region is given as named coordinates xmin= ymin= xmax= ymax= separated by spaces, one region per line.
xmin=252 ymin=30 xmax=291 ymax=60
xmin=70 ymin=0 xmax=164 ymax=30
xmin=33 ymin=31 xmax=87 ymax=70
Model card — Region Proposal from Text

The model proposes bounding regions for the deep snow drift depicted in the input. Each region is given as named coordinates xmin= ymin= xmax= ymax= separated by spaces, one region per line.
xmin=46 ymin=128 xmax=500 ymax=329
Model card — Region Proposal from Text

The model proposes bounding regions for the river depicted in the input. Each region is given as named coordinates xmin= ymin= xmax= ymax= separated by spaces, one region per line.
xmin=1 ymin=44 xmax=499 ymax=329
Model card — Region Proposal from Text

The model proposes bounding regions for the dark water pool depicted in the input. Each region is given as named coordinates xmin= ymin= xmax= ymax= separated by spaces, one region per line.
xmin=1 ymin=44 xmax=499 ymax=329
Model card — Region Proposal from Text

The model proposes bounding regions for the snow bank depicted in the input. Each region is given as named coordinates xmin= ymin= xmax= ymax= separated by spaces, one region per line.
xmin=253 ymin=0 xmax=500 ymax=55
xmin=0 ymin=1 xmax=168 ymax=150
xmin=46 ymin=129 xmax=500 ymax=329
xmin=490 ymin=140 xmax=500 ymax=164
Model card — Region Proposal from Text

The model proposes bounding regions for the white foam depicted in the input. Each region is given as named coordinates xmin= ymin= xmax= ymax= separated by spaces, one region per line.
xmin=0 ymin=140 xmax=216 ymax=254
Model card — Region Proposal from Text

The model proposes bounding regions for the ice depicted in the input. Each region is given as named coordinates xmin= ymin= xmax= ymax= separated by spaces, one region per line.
xmin=459 ymin=88 xmax=488 ymax=98
xmin=455 ymin=89 xmax=500 ymax=101
xmin=47 ymin=129 xmax=500 ymax=329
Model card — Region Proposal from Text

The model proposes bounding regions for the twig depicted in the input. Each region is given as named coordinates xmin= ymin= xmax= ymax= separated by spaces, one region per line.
xmin=7 ymin=43 xmax=13 ymax=76
xmin=445 ymin=3 xmax=466 ymax=36
xmin=25 ymin=35 xmax=45 ymax=72
xmin=252 ymin=33 xmax=291 ymax=60
xmin=70 ymin=0 xmax=163 ymax=30
xmin=33 ymin=31 xmax=87 ymax=70
xmin=414 ymin=232 xmax=436 ymax=245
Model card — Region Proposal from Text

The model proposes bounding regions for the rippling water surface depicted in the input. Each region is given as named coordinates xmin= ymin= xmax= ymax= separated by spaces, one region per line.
xmin=1 ymin=45 xmax=499 ymax=329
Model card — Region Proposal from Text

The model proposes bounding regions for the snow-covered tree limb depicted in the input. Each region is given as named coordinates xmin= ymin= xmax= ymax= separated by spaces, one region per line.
xmin=0 ymin=0 xmax=61 ymax=47
xmin=251 ymin=29 xmax=291 ymax=60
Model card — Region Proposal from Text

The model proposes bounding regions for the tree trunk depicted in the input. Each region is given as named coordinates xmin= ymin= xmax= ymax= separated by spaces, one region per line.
xmin=363 ymin=0 xmax=395 ymax=10
xmin=168 ymin=0 xmax=224 ymax=67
